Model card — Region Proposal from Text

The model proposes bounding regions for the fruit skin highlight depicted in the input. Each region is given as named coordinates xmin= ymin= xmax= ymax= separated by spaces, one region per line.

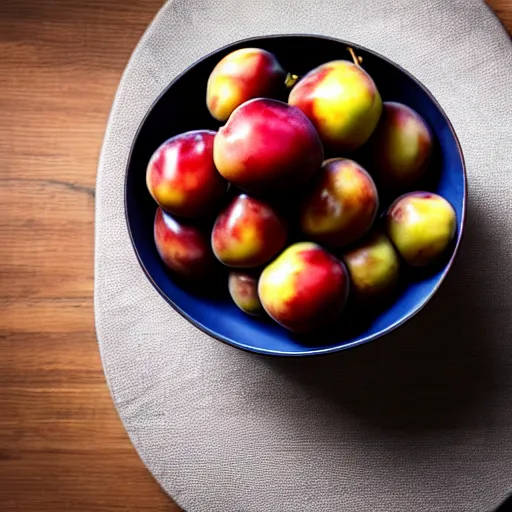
xmin=154 ymin=207 xmax=218 ymax=280
xmin=289 ymin=59 xmax=382 ymax=151
xmin=367 ymin=102 xmax=433 ymax=189
xmin=211 ymin=194 xmax=288 ymax=268
xmin=258 ymin=242 xmax=350 ymax=333
xmin=213 ymin=98 xmax=324 ymax=194
xmin=300 ymin=158 xmax=379 ymax=248
xmin=386 ymin=192 xmax=457 ymax=267
xmin=207 ymin=48 xmax=286 ymax=122
xmin=343 ymin=232 xmax=400 ymax=303
xmin=228 ymin=271 xmax=264 ymax=316
xmin=146 ymin=130 xmax=227 ymax=218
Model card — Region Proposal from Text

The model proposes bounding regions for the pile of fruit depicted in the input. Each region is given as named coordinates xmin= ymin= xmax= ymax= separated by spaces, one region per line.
xmin=146 ymin=47 xmax=457 ymax=333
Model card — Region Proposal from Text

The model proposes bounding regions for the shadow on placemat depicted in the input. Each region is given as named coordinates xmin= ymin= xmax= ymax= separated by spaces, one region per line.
xmin=264 ymin=204 xmax=503 ymax=433
xmin=496 ymin=494 xmax=512 ymax=511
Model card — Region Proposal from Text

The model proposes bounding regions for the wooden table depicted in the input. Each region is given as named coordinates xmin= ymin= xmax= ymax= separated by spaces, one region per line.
xmin=0 ymin=1 xmax=509 ymax=510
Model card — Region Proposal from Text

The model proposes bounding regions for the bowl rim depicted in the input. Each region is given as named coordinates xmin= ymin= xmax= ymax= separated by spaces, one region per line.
xmin=124 ymin=33 xmax=468 ymax=358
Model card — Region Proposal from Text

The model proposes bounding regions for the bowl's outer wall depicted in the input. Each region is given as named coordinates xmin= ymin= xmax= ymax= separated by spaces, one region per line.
xmin=125 ymin=35 xmax=466 ymax=356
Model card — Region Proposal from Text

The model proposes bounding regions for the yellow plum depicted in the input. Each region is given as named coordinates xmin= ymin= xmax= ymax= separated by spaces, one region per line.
xmin=207 ymin=48 xmax=286 ymax=121
xmin=228 ymin=271 xmax=264 ymax=316
xmin=146 ymin=130 xmax=227 ymax=218
xmin=211 ymin=194 xmax=287 ymax=268
xmin=289 ymin=55 xmax=382 ymax=151
xmin=258 ymin=242 xmax=349 ymax=332
xmin=300 ymin=158 xmax=379 ymax=248
xmin=343 ymin=232 xmax=400 ymax=303
xmin=367 ymin=102 xmax=433 ymax=189
xmin=386 ymin=192 xmax=456 ymax=267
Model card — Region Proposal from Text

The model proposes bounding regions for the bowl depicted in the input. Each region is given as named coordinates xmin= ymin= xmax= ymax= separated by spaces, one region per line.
xmin=125 ymin=34 xmax=466 ymax=357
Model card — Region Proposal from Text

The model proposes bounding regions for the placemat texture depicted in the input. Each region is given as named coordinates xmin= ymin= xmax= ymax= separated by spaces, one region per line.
xmin=95 ymin=1 xmax=512 ymax=510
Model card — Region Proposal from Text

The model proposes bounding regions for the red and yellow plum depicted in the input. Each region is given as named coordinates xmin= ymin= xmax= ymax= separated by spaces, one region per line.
xmin=368 ymin=102 xmax=433 ymax=189
xmin=146 ymin=130 xmax=227 ymax=218
xmin=386 ymin=192 xmax=456 ymax=267
xmin=300 ymin=158 xmax=379 ymax=248
xmin=228 ymin=271 xmax=263 ymax=316
xmin=289 ymin=58 xmax=382 ymax=151
xmin=343 ymin=232 xmax=400 ymax=303
xmin=207 ymin=48 xmax=286 ymax=121
xmin=211 ymin=194 xmax=287 ymax=268
xmin=154 ymin=207 xmax=218 ymax=280
xmin=258 ymin=242 xmax=350 ymax=332
xmin=213 ymin=98 xmax=323 ymax=193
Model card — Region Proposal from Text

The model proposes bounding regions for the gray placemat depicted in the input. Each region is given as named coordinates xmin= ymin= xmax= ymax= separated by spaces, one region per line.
xmin=95 ymin=1 xmax=512 ymax=510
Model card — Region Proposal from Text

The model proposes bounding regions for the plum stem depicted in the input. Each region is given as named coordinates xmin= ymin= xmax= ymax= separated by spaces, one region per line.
xmin=347 ymin=47 xmax=363 ymax=66
xmin=284 ymin=72 xmax=299 ymax=88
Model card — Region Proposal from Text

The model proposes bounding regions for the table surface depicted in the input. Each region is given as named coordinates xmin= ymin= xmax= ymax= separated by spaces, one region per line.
xmin=0 ymin=1 xmax=510 ymax=510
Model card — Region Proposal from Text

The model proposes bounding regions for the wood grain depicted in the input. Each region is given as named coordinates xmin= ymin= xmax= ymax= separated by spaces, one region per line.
xmin=0 ymin=1 xmax=509 ymax=510
xmin=0 ymin=1 xmax=179 ymax=510
xmin=488 ymin=0 xmax=512 ymax=31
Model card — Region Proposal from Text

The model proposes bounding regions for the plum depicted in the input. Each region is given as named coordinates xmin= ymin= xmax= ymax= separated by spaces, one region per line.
xmin=367 ymin=102 xmax=433 ymax=189
xmin=386 ymin=192 xmax=456 ymax=267
xmin=288 ymin=52 xmax=382 ymax=151
xmin=213 ymin=98 xmax=323 ymax=194
xmin=258 ymin=242 xmax=350 ymax=333
xmin=146 ymin=130 xmax=227 ymax=218
xmin=211 ymin=194 xmax=287 ymax=268
xmin=206 ymin=48 xmax=287 ymax=122
xmin=300 ymin=158 xmax=379 ymax=248
xmin=343 ymin=232 xmax=400 ymax=303
xmin=154 ymin=207 xmax=218 ymax=280
xmin=228 ymin=271 xmax=263 ymax=316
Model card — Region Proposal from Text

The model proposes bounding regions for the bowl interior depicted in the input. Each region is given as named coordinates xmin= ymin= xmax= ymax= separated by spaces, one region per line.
xmin=125 ymin=35 xmax=466 ymax=356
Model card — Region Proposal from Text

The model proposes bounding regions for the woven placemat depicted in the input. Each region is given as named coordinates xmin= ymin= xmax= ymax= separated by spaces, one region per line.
xmin=95 ymin=1 xmax=512 ymax=510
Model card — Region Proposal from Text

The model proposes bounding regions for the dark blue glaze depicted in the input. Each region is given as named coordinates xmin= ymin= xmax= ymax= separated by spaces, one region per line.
xmin=125 ymin=35 xmax=466 ymax=357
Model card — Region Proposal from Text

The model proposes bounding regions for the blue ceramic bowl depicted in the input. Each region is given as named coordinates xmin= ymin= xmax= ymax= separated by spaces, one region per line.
xmin=125 ymin=35 xmax=466 ymax=357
